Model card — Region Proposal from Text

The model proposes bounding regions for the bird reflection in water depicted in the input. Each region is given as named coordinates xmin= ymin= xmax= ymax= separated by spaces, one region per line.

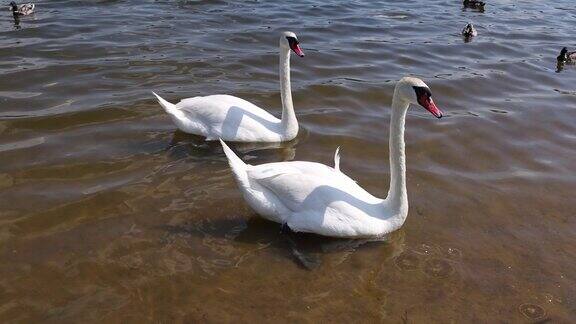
xmin=165 ymin=130 xmax=299 ymax=162
xmin=12 ymin=13 xmax=21 ymax=30
xmin=232 ymin=217 xmax=406 ymax=270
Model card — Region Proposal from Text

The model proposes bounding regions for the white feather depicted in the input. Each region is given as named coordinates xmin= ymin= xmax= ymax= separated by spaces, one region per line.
xmin=334 ymin=146 xmax=341 ymax=172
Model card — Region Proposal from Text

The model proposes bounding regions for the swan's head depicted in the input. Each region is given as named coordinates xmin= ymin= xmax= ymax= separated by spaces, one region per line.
xmin=280 ymin=31 xmax=305 ymax=57
xmin=9 ymin=1 xmax=17 ymax=11
xmin=396 ymin=77 xmax=443 ymax=118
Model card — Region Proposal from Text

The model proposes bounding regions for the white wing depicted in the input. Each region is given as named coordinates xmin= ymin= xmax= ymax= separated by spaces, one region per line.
xmin=246 ymin=161 xmax=388 ymax=237
xmin=248 ymin=161 xmax=381 ymax=213
xmin=175 ymin=95 xmax=283 ymax=141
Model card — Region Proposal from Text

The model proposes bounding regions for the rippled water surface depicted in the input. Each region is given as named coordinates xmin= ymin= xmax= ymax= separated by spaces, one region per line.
xmin=1 ymin=0 xmax=576 ymax=322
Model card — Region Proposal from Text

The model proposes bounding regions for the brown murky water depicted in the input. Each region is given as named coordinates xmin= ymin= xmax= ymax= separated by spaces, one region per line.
xmin=1 ymin=0 xmax=575 ymax=322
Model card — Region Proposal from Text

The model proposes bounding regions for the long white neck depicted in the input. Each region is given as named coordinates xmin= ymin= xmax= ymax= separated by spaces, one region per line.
xmin=386 ymin=90 xmax=409 ymax=214
xmin=279 ymin=45 xmax=298 ymax=140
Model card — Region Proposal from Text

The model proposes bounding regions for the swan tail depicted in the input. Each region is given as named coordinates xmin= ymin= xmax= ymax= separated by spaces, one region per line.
xmin=152 ymin=92 xmax=181 ymax=116
xmin=220 ymin=139 xmax=250 ymax=187
xmin=334 ymin=146 xmax=341 ymax=172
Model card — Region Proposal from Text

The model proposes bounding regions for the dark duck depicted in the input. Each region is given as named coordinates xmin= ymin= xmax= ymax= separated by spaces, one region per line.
xmin=557 ymin=47 xmax=576 ymax=64
xmin=462 ymin=23 xmax=478 ymax=37
xmin=9 ymin=1 xmax=34 ymax=16
xmin=463 ymin=0 xmax=485 ymax=10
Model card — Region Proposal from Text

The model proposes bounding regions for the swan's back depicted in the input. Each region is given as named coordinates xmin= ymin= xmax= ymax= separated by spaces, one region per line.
xmin=248 ymin=161 xmax=383 ymax=209
xmin=174 ymin=95 xmax=283 ymax=141
xmin=177 ymin=95 xmax=278 ymax=122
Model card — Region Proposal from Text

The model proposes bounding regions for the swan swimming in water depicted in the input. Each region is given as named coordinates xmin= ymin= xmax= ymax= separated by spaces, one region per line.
xmin=220 ymin=77 xmax=443 ymax=238
xmin=153 ymin=31 xmax=305 ymax=142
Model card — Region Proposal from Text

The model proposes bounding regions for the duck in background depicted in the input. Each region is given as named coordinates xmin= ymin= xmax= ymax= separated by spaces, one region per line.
xmin=557 ymin=47 xmax=576 ymax=64
xmin=462 ymin=23 xmax=478 ymax=38
xmin=9 ymin=1 xmax=34 ymax=16
xmin=463 ymin=0 xmax=485 ymax=11
xmin=556 ymin=47 xmax=576 ymax=72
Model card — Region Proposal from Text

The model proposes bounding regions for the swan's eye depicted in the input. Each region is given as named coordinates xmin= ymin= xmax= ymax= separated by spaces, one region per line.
xmin=413 ymin=86 xmax=442 ymax=118
xmin=286 ymin=36 xmax=305 ymax=57
xmin=413 ymin=86 xmax=432 ymax=101
xmin=286 ymin=36 xmax=298 ymax=45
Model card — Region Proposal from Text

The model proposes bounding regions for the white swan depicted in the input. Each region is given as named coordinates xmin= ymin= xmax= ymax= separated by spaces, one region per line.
xmin=220 ymin=77 xmax=443 ymax=238
xmin=152 ymin=31 xmax=305 ymax=142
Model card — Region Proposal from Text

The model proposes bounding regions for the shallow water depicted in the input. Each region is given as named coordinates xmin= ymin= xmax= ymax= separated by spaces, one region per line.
xmin=1 ymin=0 xmax=576 ymax=322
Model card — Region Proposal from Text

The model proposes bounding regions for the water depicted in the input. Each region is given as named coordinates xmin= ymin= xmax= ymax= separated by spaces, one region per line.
xmin=1 ymin=0 xmax=575 ymax=322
